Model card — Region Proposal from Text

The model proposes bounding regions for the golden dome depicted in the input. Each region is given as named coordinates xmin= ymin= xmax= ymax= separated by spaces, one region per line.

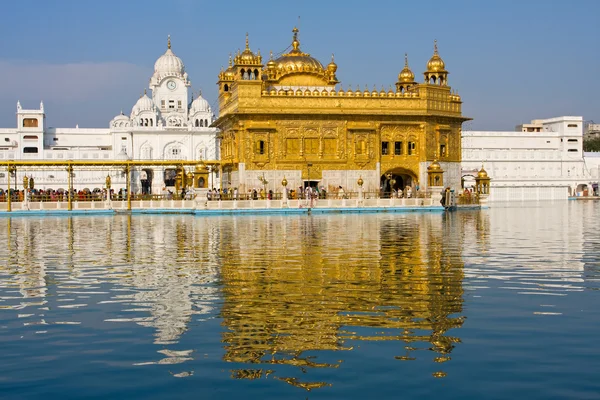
xmin=224 ymin=54 xmax=235 ymax=79
xmin=428 ymin=160 xmax=442 ymax=171
xmin=267 ymin=51 xmax=276 ymax=69
xmin=327 ymin=53 xmax=338 ymax=73
xmin=477 ymin=166 xmax=489 ymax=178
xmin=234 ymin=33 xmax=262 ymax=65
xmin=398 ymin=53 xmax=415 ymax=83
xmin=426 ymin=40 xmax=447 ymax=72
xmin=270 ymin=27 xmax=327 ymax=79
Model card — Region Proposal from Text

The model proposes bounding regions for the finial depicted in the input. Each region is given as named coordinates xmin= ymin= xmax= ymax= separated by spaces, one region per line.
xmin=228 ymin=53 xmax=232 ymax=67
xmin=331 ymin=53 xmax=335 ymax=63
xmin=168 ymin=35 xmax=171 ymax=49
xmin=434 ymin=39 xmax=438 ymax=54
xmin=245 ymin=32 xmax=249 ymax=50
xmin=292 ymin=27 xmax=300 ymax=51
xmin=144 ymin=89 xmax=147 ymax=96
xmin=404 ymin=53 xmax=409 ymax=67
xmin=198 ymin=89 xmax=202 ymax=96
xmin=269 ymin=50 xmax=273 ymax=60
xmin=257 ymin=48 xmax=261 ymax=56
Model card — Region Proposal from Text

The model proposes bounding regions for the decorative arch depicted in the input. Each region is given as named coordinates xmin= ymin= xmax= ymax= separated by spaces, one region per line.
xmin=195 ymin=143 xmax=207 ymax=161
xmin=380 ymin=167 xmax=419 ymax=197
xmin=163 ymin=141 xmax=185 ymax=160
xmin=140 ymin=141 xmax=153 ymax=160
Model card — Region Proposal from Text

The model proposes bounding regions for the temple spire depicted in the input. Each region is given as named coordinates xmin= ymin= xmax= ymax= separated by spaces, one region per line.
xmin=292 ymin=27 xmax=300 ymax=51
xmin=168 ymin=35 xmax=171 ymax=50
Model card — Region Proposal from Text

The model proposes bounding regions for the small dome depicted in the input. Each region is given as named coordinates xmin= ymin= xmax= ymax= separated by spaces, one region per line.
xmin=153 ymin=36 xmax=185 ymax=80
xmin=190 ymin=92 xmax=210 ymax=114
xmin=426 ymin=40 xmax=446 ymax=73
xmin=477 ymin=166 xmax=489 ymax=178
xmin=131 ymin=92 xmax=154 ymax=116
xmin=398 ymin=53 xmax=415 ymax=83
xmin=224 ymin=54 xmax=235 ymax=79
xmin=327 ymin=54 xmax=338 ymax=73
xmin=428 ymin=160 xmax=443 ymax=171
xmin=110 ymin=112 xmax=130 ymax=128
xmin=115 ymin=149 xmax=130 ymax=161
xmin=267 ymin=51 xmax=277 ymax=69
xmin=234 ymin=34 xmax=262 ymax=65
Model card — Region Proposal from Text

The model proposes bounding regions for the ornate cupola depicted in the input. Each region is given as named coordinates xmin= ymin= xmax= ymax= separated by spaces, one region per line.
xmin=396 ymin=53 xmax=416 ymax=93
xmin=217 ymin=54 xmax=236 ymax=94
xmin=424 ymin=40 xmax=448 ymax=86
xmin=326 ymin=54 xmax=339 ymax=84
xmin=264 ymin=27 xmax=336 ymax=86
xmin=233 ymin=33 xmax=263 ymax=81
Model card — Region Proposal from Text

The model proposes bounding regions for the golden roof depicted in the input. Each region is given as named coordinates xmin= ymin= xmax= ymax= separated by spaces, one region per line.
xmin=273 ymin=28 xmax=324 ymax=73
xmin=477 ymin=166 xmax=489 ymax=178
xmin=398 ymin=53 xmax=415 ymax=83
xmin=327 ymin=53 xmax=338 ymax=74
xmin=426 ymin=40 xmax=447 ymax=73
xmin=264 ymin=27 xmax=338 ymax=84
xmin=428 ymin=160 xmax=443 ymax=172
xmin=224 ymin=54 xmax=235 ymax=78
xmin=234 ymin=33 xmax=262 ymax=66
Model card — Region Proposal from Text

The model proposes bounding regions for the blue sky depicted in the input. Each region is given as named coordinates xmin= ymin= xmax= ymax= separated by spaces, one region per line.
xmin=0 ymin=0 xmax=598 ymax=130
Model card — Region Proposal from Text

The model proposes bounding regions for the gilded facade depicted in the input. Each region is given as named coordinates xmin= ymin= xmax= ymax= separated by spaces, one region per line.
xmin=214 ymin=29 xmax=470 ymax=194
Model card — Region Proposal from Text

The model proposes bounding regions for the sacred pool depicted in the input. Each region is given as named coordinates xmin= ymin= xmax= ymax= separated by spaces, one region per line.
xmin=0 ymin=201 xmax=598 ymax=399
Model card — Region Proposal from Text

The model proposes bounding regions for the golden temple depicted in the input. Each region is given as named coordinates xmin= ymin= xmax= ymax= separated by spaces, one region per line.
xmin=214 ymin=28 xmax=470 ymax=195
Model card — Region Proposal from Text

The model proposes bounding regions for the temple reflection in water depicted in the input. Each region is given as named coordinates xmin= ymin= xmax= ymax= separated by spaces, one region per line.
xmin=219 ymin=213 xmax=468 ymax=387
xmin=0 ymin=211 xmax=505 ymax=388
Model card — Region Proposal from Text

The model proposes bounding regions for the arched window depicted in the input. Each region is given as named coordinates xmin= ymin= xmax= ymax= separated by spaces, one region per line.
xmin=224 ymin=84 xmax=229 ymax=92
xmin=164 ymin=143 xmax=183 ymax=160
xmin=240 ymin=69 xmax=246 ymax=79
xmin=254 ymin=69 xmax=259 ymax=80
xmin=150 ymin=119 xmax=153 ymax=127
xmin=141 ymin=144 xmax=153 ymax=159
xmin=200 ymin=119 xmax=204 ymax=127
xmin=205 ymin=119 xmax=208 ymax=127
xmin=195 ymin=119 xmax=199 ymax=127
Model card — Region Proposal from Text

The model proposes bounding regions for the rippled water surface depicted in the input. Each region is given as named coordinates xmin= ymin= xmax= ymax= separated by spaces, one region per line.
xmin=0 ymin=202 xmax=599 ymax=399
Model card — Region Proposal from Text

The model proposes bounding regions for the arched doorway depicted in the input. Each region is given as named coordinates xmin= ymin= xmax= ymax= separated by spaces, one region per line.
xmin=380 ymin=168 xmax=418 ymax=198
xmin=140 ymin=168 xmax=153 ymax=195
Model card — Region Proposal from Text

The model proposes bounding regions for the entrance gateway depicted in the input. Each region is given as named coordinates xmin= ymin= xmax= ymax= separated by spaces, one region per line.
xmin=380 ymin=168 xmax=418 ymax=197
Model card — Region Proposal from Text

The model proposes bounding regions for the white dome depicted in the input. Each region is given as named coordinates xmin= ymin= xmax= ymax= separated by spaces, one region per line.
xmin=190 ymin=94 xmax=210 ymax=114
xmin=153 ymin=48 xmax=184 ymax=79
xmin=115 ymin=149 xmax=131 ymax=161
xmin=131 ymin=93 xmax=154 ymax=116
xmin=110 ymin=112 xmax=130 ymax=128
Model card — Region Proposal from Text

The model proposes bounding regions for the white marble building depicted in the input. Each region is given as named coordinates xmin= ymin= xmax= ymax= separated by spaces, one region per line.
xmin=462 ymin=116 xmax=598 ymax=201
xmin=0 ymin=37 xmax=219 ymax=193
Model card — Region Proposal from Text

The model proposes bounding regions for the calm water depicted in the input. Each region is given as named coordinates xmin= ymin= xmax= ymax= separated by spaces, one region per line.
xmin=0 ymin=202 xmax=599 ymax=399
